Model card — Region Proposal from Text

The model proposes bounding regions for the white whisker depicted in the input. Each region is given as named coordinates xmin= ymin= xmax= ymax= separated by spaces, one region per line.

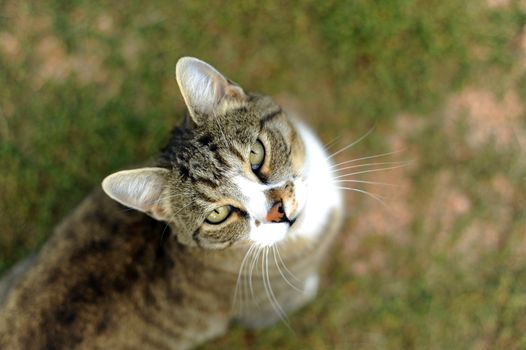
xmin=233 ymin=244 xmax=256 ymax=312
xmin=329 ymin=149 xmax=405 ymax=169
xmin=328 ymin=124 xmax=375 ymax=159
xmin=336 ymin=186 xmax=388 ymax=207
xmin=262 ymin=247 xmax=291 ymax=329
xmin=332 ymin=163 xmax=410 ymax=180
xmin=169 ymin=202 xmax=193 ymax=217
xmin=249 ymin=246 xmax=262 ymax=305
xmin=322 ymin=135 xmax=342 ymax=151
xmin=332 ymin=179 xmax=397 ymax=187
xmin=332 ymin=161 xmax=408 ymax=173
xmin=275 ymin=244 xmax=301 ymax=283
xmin=272 ymin=245 xmax=305 ymax=293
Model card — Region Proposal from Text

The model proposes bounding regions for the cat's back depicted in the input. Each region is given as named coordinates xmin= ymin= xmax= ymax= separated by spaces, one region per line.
xmin=0 ymin=188 xmax=180 ymax=349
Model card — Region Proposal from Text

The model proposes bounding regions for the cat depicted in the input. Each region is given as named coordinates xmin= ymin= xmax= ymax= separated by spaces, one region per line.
xmin=0 ymin=57 xmax=343 ymax=349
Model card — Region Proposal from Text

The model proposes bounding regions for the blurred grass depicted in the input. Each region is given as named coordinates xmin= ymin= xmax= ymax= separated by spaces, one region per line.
xmin=1 ymin=1 xmax=526 ymax=348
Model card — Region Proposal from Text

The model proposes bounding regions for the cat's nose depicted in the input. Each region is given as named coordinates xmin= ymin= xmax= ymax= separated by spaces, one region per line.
xmin=265 ymin=201 xmax=286 ymax=223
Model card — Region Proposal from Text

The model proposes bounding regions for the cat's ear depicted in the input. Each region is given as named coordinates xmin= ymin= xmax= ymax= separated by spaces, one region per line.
xmin=175 ymin=56 xmax=246 ymax=123
xmin=102 ymin=167 xmax=170 ymax=221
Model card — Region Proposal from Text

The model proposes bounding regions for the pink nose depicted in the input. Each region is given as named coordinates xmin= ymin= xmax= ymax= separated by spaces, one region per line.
xmin=265 ymin=201 xmax=285 ymax=223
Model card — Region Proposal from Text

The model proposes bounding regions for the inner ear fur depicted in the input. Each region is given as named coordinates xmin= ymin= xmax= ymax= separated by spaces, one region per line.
xmin=175 ymin=56 xmax=247 ymax=124
xmin=101 ymin=167 xmax=171 ymax=221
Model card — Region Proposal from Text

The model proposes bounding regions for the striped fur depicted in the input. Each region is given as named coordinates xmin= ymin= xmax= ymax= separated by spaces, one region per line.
xmin=0 ymin=57 xmax=343 ymax=349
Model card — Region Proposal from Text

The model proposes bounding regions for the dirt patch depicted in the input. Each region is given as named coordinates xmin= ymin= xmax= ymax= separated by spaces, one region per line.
xmin=34 ymin=35 xmax=110 ymax=88
xmin=338 ymin=116 xmax=417 ymax=276
xmin=487 ymin=0 xmax=512 ymax=9
xmin=0 ymin=32 xmax=19 ymax=58
xmin=446 ymin=88 xmax=523 ymax=151
xmin=0 ymin=4 xmax=126 ymax=92
xmin=339 ymin=78 xmax=525 ymax=276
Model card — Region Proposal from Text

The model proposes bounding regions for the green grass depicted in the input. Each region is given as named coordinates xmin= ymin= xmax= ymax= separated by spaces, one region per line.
xmin=1 ymin=1 xmax=526 ymax=348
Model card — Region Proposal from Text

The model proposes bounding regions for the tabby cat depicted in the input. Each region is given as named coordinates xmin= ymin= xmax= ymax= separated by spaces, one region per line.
xmin=0 ymin=57 xmax=343 ymax=349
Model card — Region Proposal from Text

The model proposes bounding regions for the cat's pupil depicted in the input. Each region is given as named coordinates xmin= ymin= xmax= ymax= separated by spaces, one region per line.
xmin=206 ymin=205 xmax=233 ymax=224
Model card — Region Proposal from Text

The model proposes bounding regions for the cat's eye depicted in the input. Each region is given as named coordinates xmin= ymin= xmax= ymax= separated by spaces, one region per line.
xmin=249 ymin=140 xmax=265 ymax=171
xmin=205 ymin=205 xmax=233 ymax=224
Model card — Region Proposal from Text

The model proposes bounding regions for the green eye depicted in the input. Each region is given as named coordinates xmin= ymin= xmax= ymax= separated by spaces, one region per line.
xmin=205 ymin=205 xmax=233 ymax=224
xmin=249 ymin=140 xmax=265 ymax=171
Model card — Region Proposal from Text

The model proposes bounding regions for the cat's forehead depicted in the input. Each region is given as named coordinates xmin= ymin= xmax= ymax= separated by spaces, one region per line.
xmin=158 ymin=93 xmax=294 ymax=190
xmin=210 ymin=95 xmax=278 ymax=132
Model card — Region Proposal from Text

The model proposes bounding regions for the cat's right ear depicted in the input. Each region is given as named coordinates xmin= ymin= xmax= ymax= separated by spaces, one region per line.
xmin=175 ymin=57 xmax=247 ymax=124
xmin=102 ymin=167 xmax=170 ymax=221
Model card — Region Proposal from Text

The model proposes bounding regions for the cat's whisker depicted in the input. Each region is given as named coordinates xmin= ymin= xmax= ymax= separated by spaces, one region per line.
xmin=242 ymin=245 xmax=257 ymax=310
xmin=248 ymin=247 xmax=260 ymax=298
xmin=329 ymin=149 xmax=405 ymax=169
xmin=336 ymin=186 xmax=388 ymax=207
xmin=242 ymin=246 xmax=254 ymax=309
xmin=262 ymin=247 xmax=291 ymax=329
xmin=156 ymin=193 xmax=185 ymax=206
xmin=332 ymin=163 xmax=411 ymax=180
xmin=248 ymin=246 xmax=262 ymax=305
xmin=241 ymin=246 xmax=255 ymax=313
xmin=332 ymin=161 xmax=409 ymax=174
xmin=159 ymin=203 xmax=194 ymax=242
xmin=327 ymin=124 xmax=376 ymax=159
xmin=272 ymin=245 xmax=305 ymax=294
xmin=332 ymin=179 xmax=397 ymax=187
xmin=261 ymin=248 xmax=273 ymax=315
xmin=275 ymin=244 xmax=301 ymax=284
xmin=160 ymin=223 xmax=171 ymax=244
xmin=173 ymin=203 xmax=195 ymax=218
xmin=233 ymin=244 xmax=256 ymax=312
xmin=322 ymin=135 xmax=342 ymax=152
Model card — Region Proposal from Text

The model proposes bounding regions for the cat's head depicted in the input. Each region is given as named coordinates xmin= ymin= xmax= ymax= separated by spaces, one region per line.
xmin=102 ymin=57 xmax=320 ymax=249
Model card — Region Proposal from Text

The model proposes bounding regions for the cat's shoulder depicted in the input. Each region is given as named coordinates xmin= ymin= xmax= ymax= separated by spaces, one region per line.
xmin=0 ymin=187 xmax=170 ymax=348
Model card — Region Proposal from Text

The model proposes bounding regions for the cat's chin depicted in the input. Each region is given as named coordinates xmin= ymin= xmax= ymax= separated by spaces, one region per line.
xmin=248 ymin=217 xmax=301 ymax=247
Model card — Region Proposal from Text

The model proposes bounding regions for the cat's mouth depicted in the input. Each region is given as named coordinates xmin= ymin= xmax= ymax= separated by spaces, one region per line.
xmin=255 ymin=216 xmax=296 ymax=227
xmin=248 ymin=207 xmax=304 ymax=246
xmin=272 ymin=214 xmax=297 ymax=227
xmin=264 ymin=199 xmax=300 ymax=228
xmin=284 ymin=209 xmax=302 ymax=230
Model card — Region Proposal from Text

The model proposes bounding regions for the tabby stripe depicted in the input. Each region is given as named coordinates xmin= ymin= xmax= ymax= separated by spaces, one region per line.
xmin=196 ymin=177 xmax=219 ymax=190
xmin=192 ymin=229 xmax=202 ymax=247
xmin=134 ymin=304 xmax=180 ymax=344
xmin=214 ymin=151 xmax=229 ymax=167
xmin=260 ymin=108 xmax=283 ymax=127
xmin=194 ymin=190 xmax=216 ymax=203
xmin=229 ymin=145 xmax=245 ymax=162
xmin=140 ymin=333 xmax=171 ymax=350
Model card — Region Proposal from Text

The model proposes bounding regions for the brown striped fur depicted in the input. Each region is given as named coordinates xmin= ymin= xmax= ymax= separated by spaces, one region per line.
xmin=0 ymin=57 xmax=343 ymax=349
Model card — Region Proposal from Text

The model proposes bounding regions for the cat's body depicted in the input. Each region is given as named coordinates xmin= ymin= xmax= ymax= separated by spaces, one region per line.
xmin=0 ymin=57 xmax=343 ymax=349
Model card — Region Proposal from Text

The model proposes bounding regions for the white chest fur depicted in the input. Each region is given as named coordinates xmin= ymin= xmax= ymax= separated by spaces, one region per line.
xmin=233 ymin=118 xmax=342 ymax=247
xmin=291 ymin=120 xmax=342 ymax=241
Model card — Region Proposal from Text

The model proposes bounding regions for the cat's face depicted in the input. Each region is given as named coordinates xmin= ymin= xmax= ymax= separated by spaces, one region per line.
xmin=103 ymin=57 xmax=339 ymax=249
xmin=157 ymin=94 xmax=307 ymax=249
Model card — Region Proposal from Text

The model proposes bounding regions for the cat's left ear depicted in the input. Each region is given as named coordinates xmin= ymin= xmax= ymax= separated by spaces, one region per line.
xmin=175 ymin=56 xmax=247 ymax=124
xmin=102 ymin=167 xmax=170 ymax=221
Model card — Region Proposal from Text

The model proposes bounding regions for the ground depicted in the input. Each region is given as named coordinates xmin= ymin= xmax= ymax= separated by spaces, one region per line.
xmin=1 ymin=1 xmax=525 ymax=349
